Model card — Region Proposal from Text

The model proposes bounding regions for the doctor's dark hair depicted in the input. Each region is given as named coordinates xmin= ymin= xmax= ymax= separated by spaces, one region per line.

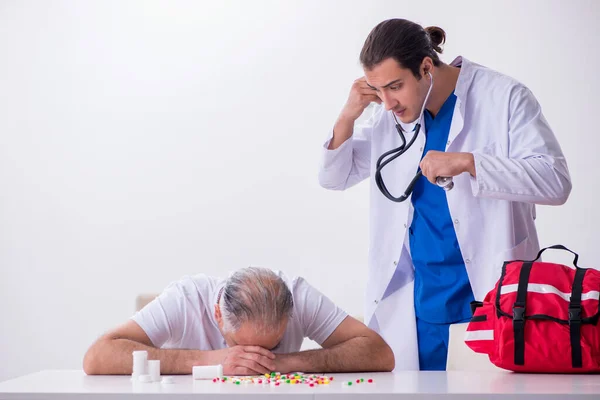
xmin=360 ymin=19 xmax=446 ymax=78
xmin=220 ymin=267 xmax=294 ymax=334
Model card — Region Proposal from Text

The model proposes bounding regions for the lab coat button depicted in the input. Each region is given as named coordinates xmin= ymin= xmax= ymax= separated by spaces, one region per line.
xmin=374 ymin=299 xmax=379 ymax=304
xmin=465 ymin=259 xmax=471 ymax=264
xmin=403 ymin=223 xmax=407 ymax=228
xmin=447 ymin=140 xmax=451 ymax=145
xmin=419 ymin=147 xmax=424 ymax=152
xmin=393 ymin=261 xmax=398 ymax=266
xmin=454 ymin=219 xmax=459 ymax=224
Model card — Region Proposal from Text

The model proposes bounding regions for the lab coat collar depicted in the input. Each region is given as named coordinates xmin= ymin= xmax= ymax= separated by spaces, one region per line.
xmin=450 ymin=56 xmax=475 ymax=114
xmin=445 ymin=56 xmax=476 ymax=146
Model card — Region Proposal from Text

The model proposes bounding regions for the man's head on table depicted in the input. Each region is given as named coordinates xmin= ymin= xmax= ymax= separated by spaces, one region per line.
xmin=83 ymin=266 xmax=395 ymax=376
xmin=215 ymin=268 xmax=293 ymax=351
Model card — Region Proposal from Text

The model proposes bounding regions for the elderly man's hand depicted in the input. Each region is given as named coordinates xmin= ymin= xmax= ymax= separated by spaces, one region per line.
xmin=215 ymin=346 xmax=276 ymax=375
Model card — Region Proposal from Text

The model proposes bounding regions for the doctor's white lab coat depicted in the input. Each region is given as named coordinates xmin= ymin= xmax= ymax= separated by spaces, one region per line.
xmin=319 ymin=57 xmax=572 ymax=370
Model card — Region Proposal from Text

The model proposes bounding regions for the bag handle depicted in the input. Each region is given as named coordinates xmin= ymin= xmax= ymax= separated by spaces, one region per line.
xmin=532 ymin=245 xmax=579 ymax=267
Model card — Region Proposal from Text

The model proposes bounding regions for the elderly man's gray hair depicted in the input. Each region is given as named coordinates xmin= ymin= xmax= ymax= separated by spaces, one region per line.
xmin=220 ymin=267 xmax=294 ymax=333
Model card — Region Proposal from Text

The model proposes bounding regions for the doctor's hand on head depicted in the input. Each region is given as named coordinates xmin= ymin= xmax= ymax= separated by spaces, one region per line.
xmin=419 ymin=150 xmax=476 ymax=185
xmin=339 ymin=77 xmax=382 ymax=122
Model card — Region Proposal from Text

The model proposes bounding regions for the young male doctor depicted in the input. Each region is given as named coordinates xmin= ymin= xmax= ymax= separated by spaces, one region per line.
xmin=319 ymin=18 xmax=572 ymax=370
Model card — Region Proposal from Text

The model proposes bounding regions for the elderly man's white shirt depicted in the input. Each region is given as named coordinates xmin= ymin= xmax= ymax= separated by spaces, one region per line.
xmin=131 ymin=271 xmax=348 ymax=353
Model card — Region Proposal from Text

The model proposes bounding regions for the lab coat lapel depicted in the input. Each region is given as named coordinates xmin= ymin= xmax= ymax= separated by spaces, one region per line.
xmin=446 ymin=100 xmax=464 ymax=150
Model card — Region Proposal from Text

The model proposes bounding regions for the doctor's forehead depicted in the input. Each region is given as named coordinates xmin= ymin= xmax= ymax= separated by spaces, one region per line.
xmin=364 ymin=58 xmax=412 ymax=87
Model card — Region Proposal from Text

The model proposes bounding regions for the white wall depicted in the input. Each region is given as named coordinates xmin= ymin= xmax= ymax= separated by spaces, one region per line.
xmin=0 ymin=0 xmax=598 ymax=381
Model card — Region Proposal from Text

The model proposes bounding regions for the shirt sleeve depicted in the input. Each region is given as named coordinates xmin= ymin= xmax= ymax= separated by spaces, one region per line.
xmin=130 ymin=277 xmax=195 ymax=348
xmin=293 ymin=277 xmax=348 ymax=345
xmin=318 ymin=104 xmax=383 ymax=191
xmin=470 ymin=86 xmax=572 ymax=205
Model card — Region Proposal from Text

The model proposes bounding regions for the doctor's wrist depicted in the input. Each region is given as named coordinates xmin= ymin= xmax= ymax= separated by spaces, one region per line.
xmin=462 ymin=152 xmax=476 ymax=177
xmin=330 ymin=117 xmax=355 ymax=150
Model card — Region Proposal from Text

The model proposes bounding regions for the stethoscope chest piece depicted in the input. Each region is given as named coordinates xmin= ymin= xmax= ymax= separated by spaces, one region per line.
xmin=435 ymin=176 xmax=454 ymax=191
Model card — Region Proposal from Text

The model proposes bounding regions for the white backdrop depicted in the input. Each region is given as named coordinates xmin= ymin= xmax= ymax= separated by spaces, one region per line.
xmin=0 ymin=0 xmax=598 ymax=381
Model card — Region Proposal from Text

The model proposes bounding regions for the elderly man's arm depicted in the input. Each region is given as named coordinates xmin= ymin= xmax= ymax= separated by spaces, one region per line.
xmin=83 ymin=320 xmax=228 ymax=375
xmin=274 ymin=316 xmax=395 ymax=373
xmin=83 ymin=320 xmax=276 ymax=375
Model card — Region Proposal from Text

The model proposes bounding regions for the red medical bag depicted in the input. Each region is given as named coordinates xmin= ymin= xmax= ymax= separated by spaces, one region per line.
xmin=466 ymin=245 xmax=600 ymax=372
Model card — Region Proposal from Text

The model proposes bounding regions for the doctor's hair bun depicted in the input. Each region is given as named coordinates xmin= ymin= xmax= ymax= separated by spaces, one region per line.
xmin=360 ymin=19 xmax=444 ymax=77
xmin=424 ymin=26 xmax=446 ymax=53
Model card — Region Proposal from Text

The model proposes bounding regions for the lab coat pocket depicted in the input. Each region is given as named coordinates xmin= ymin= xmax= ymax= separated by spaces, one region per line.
xmin=493 ymin=237 xmax=530 ymax=277
xmin=473 ymin=141 xmax=503 ymax=158
xmin=480 ymin=142 xmax=499 ymax=155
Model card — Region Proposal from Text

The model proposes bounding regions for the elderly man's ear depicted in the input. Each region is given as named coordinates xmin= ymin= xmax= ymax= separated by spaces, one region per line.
xmin=214 ymin=304 xmax=223 ymax=326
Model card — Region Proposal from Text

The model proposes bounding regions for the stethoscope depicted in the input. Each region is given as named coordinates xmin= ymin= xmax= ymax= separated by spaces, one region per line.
xmin=374 ymin=71 xmax=454 ymax=203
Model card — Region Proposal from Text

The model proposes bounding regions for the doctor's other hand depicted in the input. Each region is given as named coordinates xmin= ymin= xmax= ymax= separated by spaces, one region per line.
xmin=330 ymin=78 xmax=381 ymax=150
xmin=419 ymin=151 xmax=476 ymax=184
xmin=339 ymin=77 xmax=382 ymax=122
xmin=213 ymin=345 xmax=276 ymax=376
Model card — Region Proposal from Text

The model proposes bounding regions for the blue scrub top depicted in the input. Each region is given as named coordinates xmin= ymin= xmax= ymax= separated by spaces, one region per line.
xmin=409 ymin=92 xmax=475 ymax=324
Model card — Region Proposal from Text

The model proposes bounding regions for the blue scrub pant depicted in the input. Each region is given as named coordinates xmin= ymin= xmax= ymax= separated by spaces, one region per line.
xmin=416 ymin=317 xmax=471 ymax=371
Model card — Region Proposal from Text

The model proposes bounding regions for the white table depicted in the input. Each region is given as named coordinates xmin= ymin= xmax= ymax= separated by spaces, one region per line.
xmin=0 ymin=370 xmax=599 ymax=399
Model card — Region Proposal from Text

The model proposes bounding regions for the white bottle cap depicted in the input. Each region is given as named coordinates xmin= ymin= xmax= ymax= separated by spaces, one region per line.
xmin=192 ymin=365 xmax=223 ymax=380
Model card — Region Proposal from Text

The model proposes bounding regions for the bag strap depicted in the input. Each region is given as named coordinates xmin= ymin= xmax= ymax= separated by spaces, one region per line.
xmin=470 ymin=301 xmax=484 ymax=316
xmin=532 ymin=245 xmax=579 ymax=267
xmin=569 ymin=267 xmax=587 ymax=368
xmin=513 ymin=261 xmax=533 ymax=366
